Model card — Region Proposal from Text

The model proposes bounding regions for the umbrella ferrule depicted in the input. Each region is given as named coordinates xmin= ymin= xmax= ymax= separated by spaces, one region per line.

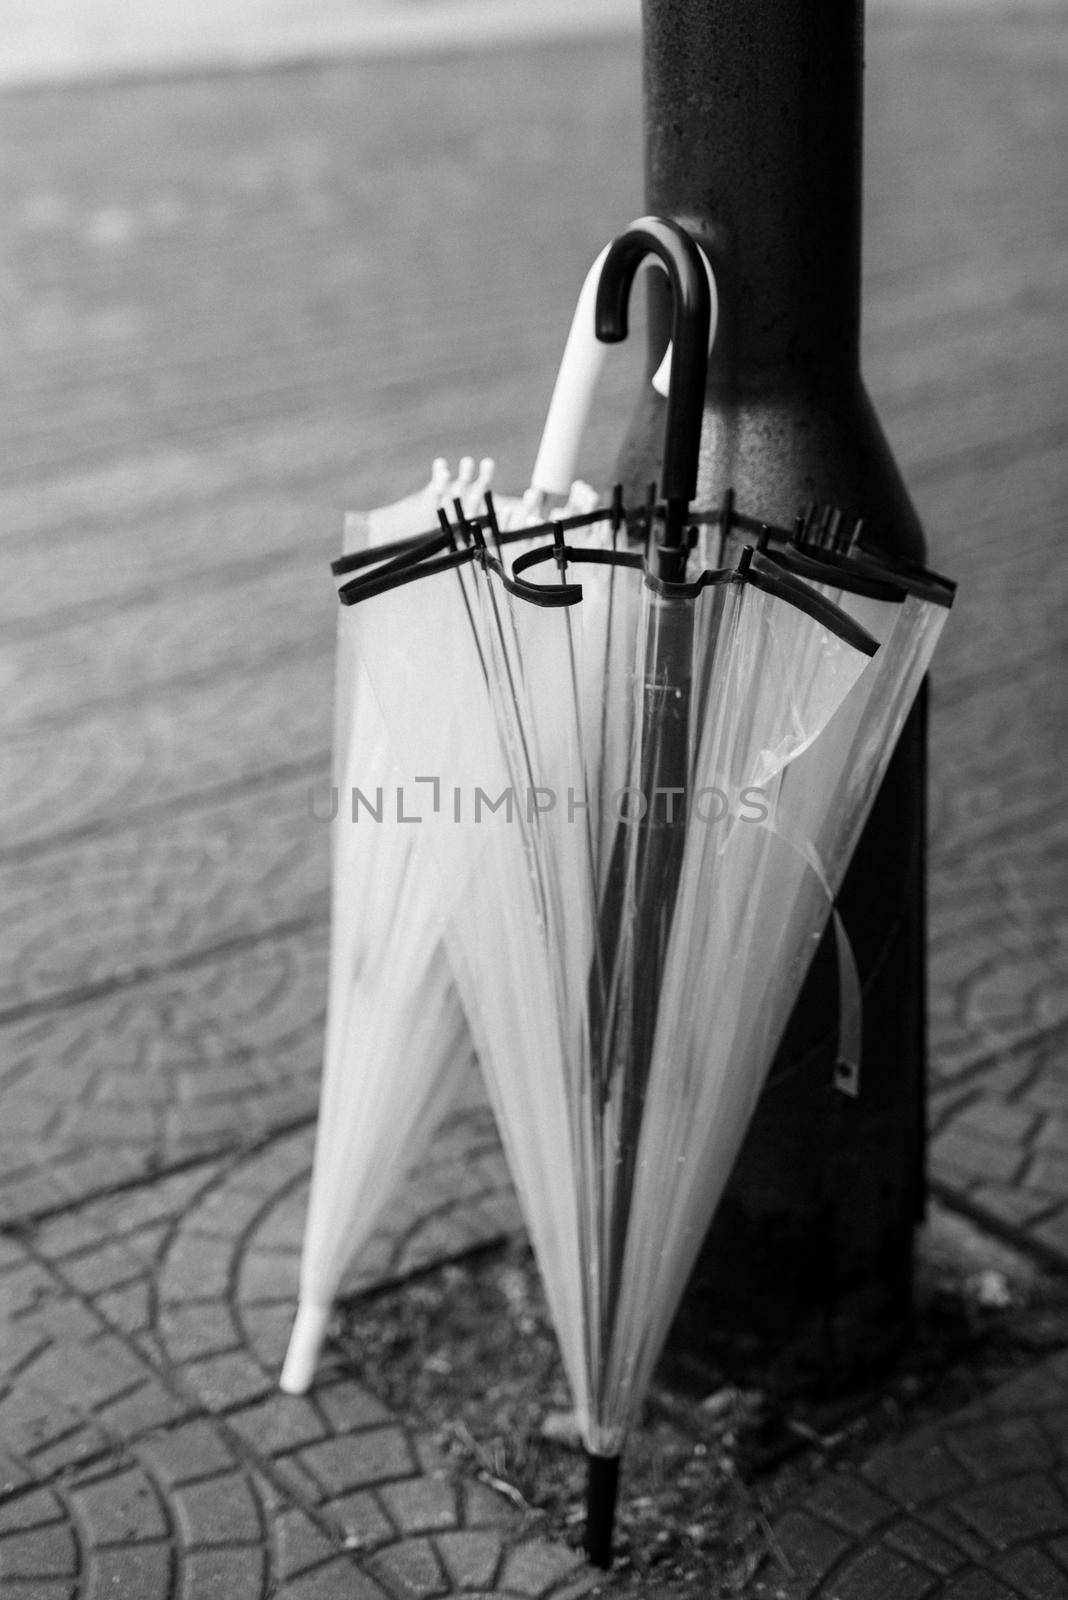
xmin=585 ymin=1452 xmax=622 ymax=1569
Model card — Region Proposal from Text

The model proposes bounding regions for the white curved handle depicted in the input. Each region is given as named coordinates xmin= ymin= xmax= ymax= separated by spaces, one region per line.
xmin=530 ymin=244 xmax=612 ymax=499
xmin=530 ymin=241 xmax=718 ymax=500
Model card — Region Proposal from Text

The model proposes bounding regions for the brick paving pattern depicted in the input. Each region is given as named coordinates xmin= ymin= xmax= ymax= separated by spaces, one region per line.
xmin=0 ymin=6 xmax=1066 ymax=1598
xmin=753 ymin=1354 xmax=1068 ymax=1599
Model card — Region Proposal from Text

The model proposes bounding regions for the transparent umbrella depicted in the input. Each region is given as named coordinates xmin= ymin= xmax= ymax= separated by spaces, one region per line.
xmin=337 ymin=217 xmax=888 ymax=1566
xmin=280 ymin=459 xmax=496 ymax=1394
xmin=345 ymin=515 xmax=877 ymax=1568
xmin=279 ymin=215 xmax=707 ymax=1393
xmin=281 ymin=445 xmax=616 ymax=1386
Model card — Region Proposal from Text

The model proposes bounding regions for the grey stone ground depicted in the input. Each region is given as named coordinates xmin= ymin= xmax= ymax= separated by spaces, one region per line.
xmin=1 ymin=7 xmax=1066 ymax=1597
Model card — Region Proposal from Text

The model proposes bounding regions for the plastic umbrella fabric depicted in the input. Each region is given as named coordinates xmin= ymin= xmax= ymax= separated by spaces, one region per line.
xmin=333 ymin=215 xmax=893 ymax=1566
xmin=729 ymin=531 xmax=955 ymax=1094
xmin=343 ymin=508 xmax=877 ymax=1565
xmin=279 ymin=212 xmax=704 ymax=1394
xmin=278 ymin=214 xmax=653 ymax=1394
xmin=284 ymin=212 xmax=954 ymax=1571
xmin=280 ymin=461 xmax=492 ymax=1394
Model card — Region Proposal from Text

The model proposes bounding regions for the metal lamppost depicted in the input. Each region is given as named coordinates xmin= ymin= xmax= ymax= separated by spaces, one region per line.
xmin=621 ymin=0 xmax=928 ymax=1384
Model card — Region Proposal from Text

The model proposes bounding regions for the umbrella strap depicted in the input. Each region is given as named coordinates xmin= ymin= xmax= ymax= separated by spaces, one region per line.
xmin=830 ymin=905 xmax=862 ymax=1098
xmin=762 ymin=823 xmax=862 ymax=1098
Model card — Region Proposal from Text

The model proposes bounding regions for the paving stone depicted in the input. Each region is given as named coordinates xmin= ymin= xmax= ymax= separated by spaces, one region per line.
xmin=946 ymin=1416 xmax=1056 ymax=1482
xmin=158 ymin=1302 xmax=242 ymax=1363
xmin=184 ymin=1547 xmax=267 ymax=1599
xmin=1025 ymin=1151 xmax=1068 ymax=1197
xmin=930 ymin=1127 xmax=1023 ymax=1188
xmin=0 ymin=1385 xmax=106 ymax=1467
xmin=56 ymin=1242 xmax=145 ymax=1298
xmin=19 ymin=1334 xmax=156 ymax=1416
xmin=0 ymin=1521 xmax=79 ymax=1578
xmin=298 ymin=1432 xmax=417 ymax=1497
xmin=435 ymin=1530 xmax=503 ymax=1591
xmin=917 ymin=1508 xmax=995 ymax=1566
xmin=171 ymin=1472 xmax=263 ymax=1545
xmin=461 ymin=1484 xmax=518 ymax=1531
xmin=0 ymin=1451 xmax=33 ymax=1496
xmin=229 ymin=1394 xmax=328 ymax=1457
xmin=0 ymin=1317 xmax=50 ymax=1373
xmin=1 ymin=1259 xmax=65 ymax=1319
xmin=315 ymin=1380 xmax=394 ymax=1435
xmin=182 ymin=1350 xmax=275 ymax=1412
xmin=371 ymin=1535 xmax=449 ymax=1598
xmin=323 ymin=1489 xmax=395 ymax=1551
xmin=1032 ymin=1210 xmax=1068 ymax=1260
xmin=0 ymin=1583 xmax=74 ymax=1600
xmin=827 ymin=1545 xmax=937 ymax=1600
xmin=883 ymin=1518 xmax=967 ymax=1578
xmin=7 ymin=1291 xmax=101 ymax=1348
xmin=277 ymin=1557 xmax=390 ymax=1599
xmin=69 ymin=1467 xmax=169 ymax=1545
xmin=940 ymin=1574 xmax=1019 ymax=1600
xmin=969 ymin=1184 xmax=1054 ymax=1232
xmin=274 ymin=1505 xmax=343 ymax=1577
xmin=497 ymin=1540 xmax=585 ymax=1598
xmin=268 ymin=1454 xmax=329 ymax=1510
xmin=81 ymin=1544 xmax=173 ymax=1599
xmin=159 ymin=1237 xmax=236 ymax=1305
xmin=0 ymin=1486 xmax=65 ymax=1534
xmin=238 ymin=1238 xmax=300 ymax=1296
xmin=379 ymin=1479 xmax=458 ymax=1537
xmin=95 ymin=1381 xmax=191 ymax=1439
xmin=863 ymin=1441 xmax=974 ymax=1507
xmin=991 ymin=1546 xmax=1068 ymax=1600
xmin=802 ymin=1472 xmax=895 ymax=1537
xmin=135 ymin=1420 xmax=237 ymax=1486
xmin=95 ymin=1282 xmax=154 ymax=1341
xmin=951 ymin=1474 xmax=1068 ymax=1551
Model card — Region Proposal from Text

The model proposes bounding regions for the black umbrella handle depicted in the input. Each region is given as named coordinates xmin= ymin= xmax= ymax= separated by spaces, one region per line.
xmin=594 ymin=216 xmax=711 ymax=571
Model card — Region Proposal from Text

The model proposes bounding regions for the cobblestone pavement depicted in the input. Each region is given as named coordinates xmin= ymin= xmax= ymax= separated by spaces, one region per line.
xmin=753 ymin=1353 xmax=1068 ymax=1599
xmin=1 ymin=7 xmax=1066 ymax=1598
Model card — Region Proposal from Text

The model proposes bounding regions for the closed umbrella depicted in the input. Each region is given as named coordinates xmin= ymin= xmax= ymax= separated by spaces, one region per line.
xmin=337 ymin=218 xmax=883 ymax=1565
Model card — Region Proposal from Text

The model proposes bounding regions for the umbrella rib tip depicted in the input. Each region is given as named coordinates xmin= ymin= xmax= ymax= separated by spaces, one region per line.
xmin=279 ymin=1300 xmax=331 ymax=1395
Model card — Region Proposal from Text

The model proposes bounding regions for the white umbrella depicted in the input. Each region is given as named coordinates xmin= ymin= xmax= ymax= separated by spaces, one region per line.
xmin=281 ymin=482 xmax=612 ymax=1387
xmin=279 ymin=208 xmax=707 ymax=1393
xmin=280 ymin=460 xmax=492 ymax=1393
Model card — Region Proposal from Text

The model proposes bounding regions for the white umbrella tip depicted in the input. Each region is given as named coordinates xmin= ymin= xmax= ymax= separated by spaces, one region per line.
xmin=279 ymin=1301 xmax=332 ymax=1395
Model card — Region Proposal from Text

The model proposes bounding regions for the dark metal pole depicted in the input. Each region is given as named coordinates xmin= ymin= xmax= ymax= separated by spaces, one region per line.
xmin=622 ymin=0 xmax=928 ymax=1386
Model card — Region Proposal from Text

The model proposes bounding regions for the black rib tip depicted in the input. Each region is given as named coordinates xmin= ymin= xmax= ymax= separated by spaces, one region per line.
xmin=585 ymin=1453 xmax=620 ymax=1570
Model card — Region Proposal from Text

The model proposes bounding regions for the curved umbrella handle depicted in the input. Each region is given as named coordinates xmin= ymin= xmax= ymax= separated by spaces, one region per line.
xmin=595 ymin=216 xmax=712 ymax=562
xmin=529 ymin=242 xmax=612 ymax=503
xmin=529 ymin=227 xmax=716 ymax=506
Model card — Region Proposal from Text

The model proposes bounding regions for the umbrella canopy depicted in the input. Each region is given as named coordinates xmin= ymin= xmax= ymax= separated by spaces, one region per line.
xmin=280 ymin=462 xmax=486 ymax=1394
xmin=281 ymin=482 xmax=613 ymax=1387
xmin=282 ymin=213 xmax=954 ymax=1571
xmin=333 ymin=215 xmax=903 ymax=1567
xmin=342 ymin=505 xmax=877 ymax=1564
xmin=280 ymin=219 xmax=703 ymax=1393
